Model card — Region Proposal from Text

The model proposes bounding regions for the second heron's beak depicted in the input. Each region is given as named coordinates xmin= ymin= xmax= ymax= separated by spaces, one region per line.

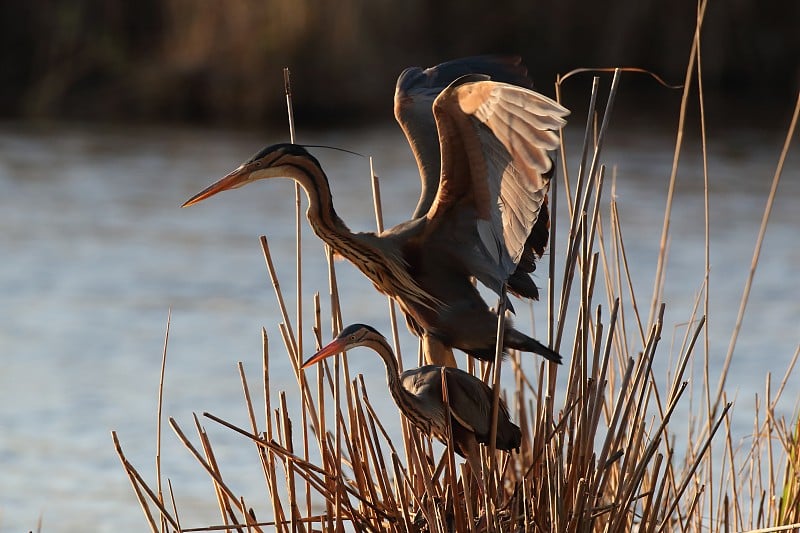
xmin=301 ymin=338 xmax=348 ymax=369
xmin=181 ymin=163 xmax=256 ymax=207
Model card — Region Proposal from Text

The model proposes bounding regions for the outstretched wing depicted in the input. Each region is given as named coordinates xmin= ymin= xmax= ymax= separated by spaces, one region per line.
xmin=423 ymin=79 xmax=569 ymax=298
xmin=394 ymin=56 xmax=533 ymax=219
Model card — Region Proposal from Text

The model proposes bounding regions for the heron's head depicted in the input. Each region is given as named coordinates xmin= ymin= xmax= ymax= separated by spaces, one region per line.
xmin=301 ymin=324 xmax=382 ymax=369
xmin=181 ymin=143 xmax=318 ymax=207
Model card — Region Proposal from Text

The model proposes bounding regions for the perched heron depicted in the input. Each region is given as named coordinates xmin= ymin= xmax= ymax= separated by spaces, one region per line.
xmin=301 ymin=323 xmax=522 ymax=476
xmin=183 ymin=57 xmax=568 ymax=368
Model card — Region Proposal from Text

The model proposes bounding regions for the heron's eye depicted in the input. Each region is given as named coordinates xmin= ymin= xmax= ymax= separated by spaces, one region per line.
xmin=349 ymin=335 xmax=356 ymax=342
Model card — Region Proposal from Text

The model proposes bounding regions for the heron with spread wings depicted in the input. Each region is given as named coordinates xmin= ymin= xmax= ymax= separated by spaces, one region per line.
xmin=183 ymin=57 xmax=568 ymax=368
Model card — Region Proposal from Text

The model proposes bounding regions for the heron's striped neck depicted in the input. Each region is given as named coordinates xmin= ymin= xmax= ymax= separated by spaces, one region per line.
xmin=367 ymin=336 xmax=434 ymax=433
xmin=280 ymin=156 xmax=379 ymax=265
xmin=281 ymin=155 xmax=437 ymax=311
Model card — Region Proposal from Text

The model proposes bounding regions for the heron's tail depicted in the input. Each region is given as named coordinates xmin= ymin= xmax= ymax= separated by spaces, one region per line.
xmin=505 ymin=328 xmax=562 ymax=364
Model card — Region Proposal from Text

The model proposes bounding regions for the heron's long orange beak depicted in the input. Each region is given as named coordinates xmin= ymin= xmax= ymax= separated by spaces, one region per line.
xmin=181 ymin=164 xmax=252 ymax=208
xmin=301 ymin=337 xmax=348 ymax=369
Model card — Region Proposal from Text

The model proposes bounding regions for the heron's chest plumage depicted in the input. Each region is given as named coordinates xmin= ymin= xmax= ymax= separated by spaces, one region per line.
xmin=353 ymin=243 xmax=439 ymax=316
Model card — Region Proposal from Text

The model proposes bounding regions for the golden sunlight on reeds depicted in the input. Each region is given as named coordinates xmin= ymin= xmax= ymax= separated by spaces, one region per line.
xmin=111 ymin=6 xmax=800 ymax=532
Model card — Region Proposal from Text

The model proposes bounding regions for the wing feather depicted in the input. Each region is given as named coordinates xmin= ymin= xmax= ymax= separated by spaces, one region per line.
xmin=425 ymin=80 xmax=569 ymax=295
xmin=442 ymin=368 xmax=517 ymax=444
xmin=442 ymin=368 xmax=493 ymax=437
xmin=394 ymin=56 xmax=533 ymax=219
xmin=402 ymin=366 xmax=519 ymax=449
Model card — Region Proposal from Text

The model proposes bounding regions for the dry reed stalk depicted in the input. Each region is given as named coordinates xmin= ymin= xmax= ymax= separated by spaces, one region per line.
xmin=166 ymin=479 xmax=183 ymax=532
xmin=713 ymin=93 xmax=800 ymax=415
xmin=487 ymin=288 xmax=508 ymax=501
xmin=647 ymin=0 xmax=708 ymax=331
xmin=156 ymin=309 xmax=170 ymax=533
xmin=548 ymin=129 xmax=559 ymax=351
xmin=356 ymin=378 xmax=396 ymax=509
xmin=260 ymin=327 xmax=288 ymax=532
xmin=438 ymin=367 xmax=468 ymax=533
xmin=260 ymin=237 xmax=297 ymax=355
xmin=554 ymin=70 xmax=620 ymax=353
xmin=369 ymin=161 xmax=405 ymax=370
xmin=112 ymin=431 xmax=173 ymax=532
xmin=192 ymin=415 xmax=235 ymax=529
xmin=171 ymin=416 xmax=263 ymax=532
xmin=696 ymin=5 xmax=714 ymax=486
xmin=610 ymin=200 xmax=645 ymax=347
xmin=284 ymin=66 xmax=304 ymax=376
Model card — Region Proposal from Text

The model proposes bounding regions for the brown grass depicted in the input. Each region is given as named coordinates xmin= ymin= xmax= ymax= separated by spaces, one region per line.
xmin=111 ymin=8 xmax=800 ymax=532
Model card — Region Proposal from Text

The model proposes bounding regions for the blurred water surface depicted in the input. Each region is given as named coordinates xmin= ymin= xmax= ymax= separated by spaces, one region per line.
xmin=0 ymin=121 xmax=797 ymax=531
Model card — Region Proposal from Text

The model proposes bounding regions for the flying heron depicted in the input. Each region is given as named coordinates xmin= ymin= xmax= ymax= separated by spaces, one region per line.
xmin=183 ymin=57 xmax=568 ymax=368
xmin=301 ymin=323 xmax=522 ymax=477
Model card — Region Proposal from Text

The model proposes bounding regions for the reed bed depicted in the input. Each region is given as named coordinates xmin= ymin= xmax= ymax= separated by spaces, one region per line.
xmin=112 ymin=14 xmax=800 ymax=533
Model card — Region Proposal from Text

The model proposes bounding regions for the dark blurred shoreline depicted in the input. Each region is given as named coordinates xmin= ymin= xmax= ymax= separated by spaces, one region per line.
xmin=2 ymin=1 xmax=798 ymax=128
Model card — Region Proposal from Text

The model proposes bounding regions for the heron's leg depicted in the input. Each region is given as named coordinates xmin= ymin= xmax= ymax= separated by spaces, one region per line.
xmin=450 ymin=426 xmax=483 ymax=485
xmin=423 ymin=333 xmax=458 ymax=368
xmin=460 ymin=437 xmax=486 ymax=503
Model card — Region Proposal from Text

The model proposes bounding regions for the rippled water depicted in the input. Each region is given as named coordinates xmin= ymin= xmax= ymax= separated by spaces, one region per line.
xmin=0 ymin=120 xmax=797 ymax=531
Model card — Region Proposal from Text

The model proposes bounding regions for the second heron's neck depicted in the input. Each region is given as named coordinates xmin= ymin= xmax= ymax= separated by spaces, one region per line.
xmin=367 ymin=338 xmax=403 ymax=398
xmin=372 ymin=338 xmax=429 ymax=427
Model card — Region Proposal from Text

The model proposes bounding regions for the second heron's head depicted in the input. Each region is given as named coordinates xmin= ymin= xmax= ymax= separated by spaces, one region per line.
xmin=301 ymin=324 xmax=382 ymax=369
